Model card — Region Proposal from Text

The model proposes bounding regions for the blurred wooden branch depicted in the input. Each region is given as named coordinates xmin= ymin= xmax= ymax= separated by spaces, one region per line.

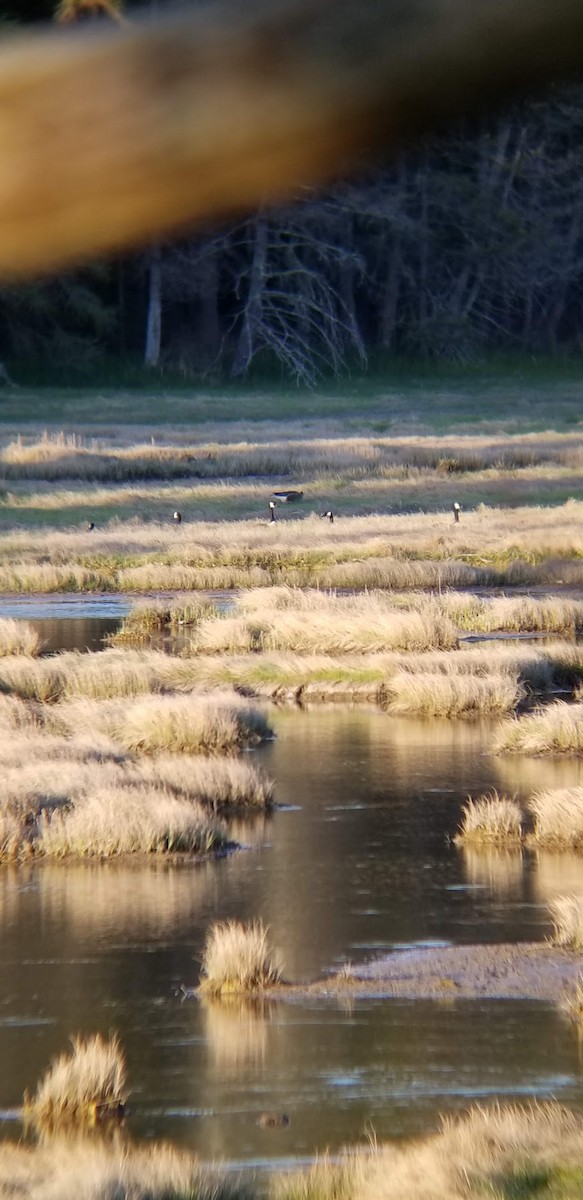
xmin=1 ymin=0 xmax=583 ymax=277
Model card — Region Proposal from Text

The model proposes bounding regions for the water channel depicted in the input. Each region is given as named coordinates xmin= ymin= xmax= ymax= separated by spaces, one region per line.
xmin=0 ymin=604 xmax=582 ymax=1170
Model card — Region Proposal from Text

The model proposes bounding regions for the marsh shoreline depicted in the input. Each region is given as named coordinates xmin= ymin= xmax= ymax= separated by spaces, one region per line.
xmin=191 ymin=942 xmax=582 ymax=1004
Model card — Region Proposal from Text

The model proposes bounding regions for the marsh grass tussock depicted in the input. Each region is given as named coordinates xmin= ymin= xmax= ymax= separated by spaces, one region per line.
xmin=0 ymin=729 xmax=272 ymax=861
xmin=0 ymin=1138 xmax=238 ymax=1200
xmin=24 ymin=1034 xmax=126 ymax=1129
xmin=0 ymin=618 xmax=41 ymax=657
xmin=549 ymin=895 xmax=583 ymax=949
xmin=455 ymin=792 xmax=524 ymax=845
xmin=564 ymin=974 xmax=583 ymax=1024
xmin=385 ymin=671 xmax=524 ymax=717
xmin=494 ymin=702 xmax=583 ymax=756
xmin=51 ymin=692 xmax=273 ymax=755
xmin=274 ymin=1102 xmax=583 ymax=1200
xmin=107 ymin=598 xmax=220 ymax=646
xmin=36 ymin=786 xmax=223 ymax=859
xmin=194 ymin=591 xmax=458 ymax=654
xmin=199 ymin=919 xmax=283 ymax=995
xmin=528 ymin=788 xmax=583 ymax=849
xmin=111 ymin=692 xmax=273 ymax=755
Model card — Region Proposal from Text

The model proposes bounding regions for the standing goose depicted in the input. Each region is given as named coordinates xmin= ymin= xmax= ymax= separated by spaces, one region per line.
xmin=173 ymin=511 xmax=182 ymax=524
xmin=321 ymin=510 xmax=334 ymax=524
xmin=269 ymin=501 xmax=277 ymax=523
xmin=452 ymin=502 xmax=461 ymax=524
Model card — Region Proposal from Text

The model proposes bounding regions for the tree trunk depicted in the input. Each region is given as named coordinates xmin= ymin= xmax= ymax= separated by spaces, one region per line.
xmin=197 ymin=242 xmax=221 ymax=366
xmin=144 ymin=243 xmax=162 ymax=368
xmin=231 ymin=214 xmax=268 ymax=377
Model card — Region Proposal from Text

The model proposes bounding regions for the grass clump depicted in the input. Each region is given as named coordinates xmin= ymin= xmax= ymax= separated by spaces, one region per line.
xmin=455 ymin=792 xmax=524 ymax=844
xmin=24 ymin=1034 xmax=126 ymax=1130
xmin=564 ymin=975 xmax=583 ymax=1025
xmin=36 ymin=786 xmax=223 ymax=859
xmin=0 ymin=618 xmax=41 ymax=657
xmin=199 ymin=919 xmax=283 ymax=995
xmin=107 ymin=599 xmax=219 ymax=647
xmin=385 ymin=670 xmax=524 ymax=717
xmin=529 ymin=788 xmax=583 ymax=849
xmin=109 ymin=693 xmax=273 ymax=755
xmin=49 ymin=691 xmax=273 ymax=756
xmin=494 ymin=702 xmax=583 ymax=756
xmin=194 ymin=590 xmax=458 ymax=654
xmin=0 ymin=728 xmax=272 ymax=862
xmin=0 ymin=1139 xmax=237 ymax=1200
xmin=549 ymin=895 xmax=583 ymax=949
xmin=274 ymin=1102 xmax=583 ymax=1200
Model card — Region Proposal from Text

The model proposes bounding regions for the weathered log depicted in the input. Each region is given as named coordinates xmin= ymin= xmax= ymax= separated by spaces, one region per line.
xmin=0 ymin=0 xmax=583 ymax=277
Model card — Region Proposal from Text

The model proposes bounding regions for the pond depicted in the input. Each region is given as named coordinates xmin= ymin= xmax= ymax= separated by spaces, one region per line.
xmin=0 ymin=681 xmax=582 ymax=1171
xmin=0 ymin=600 xmax=583 ymax=1171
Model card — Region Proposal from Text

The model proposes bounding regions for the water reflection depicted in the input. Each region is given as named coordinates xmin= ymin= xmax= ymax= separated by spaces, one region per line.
xmin=495 ymin=753 xmax=583 ymax=797
xmin=531 ymin=851 xmax=583 ymax=903
xmin=459 ymin=848 xmax=526 ymax=899
xmin=0 ymin=707 xmax=582 ymax=1165
xmin=202 ymin=998 xmax=273 ymax=1072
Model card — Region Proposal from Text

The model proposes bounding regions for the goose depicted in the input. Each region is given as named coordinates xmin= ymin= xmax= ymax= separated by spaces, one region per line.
xmin=321 ymin=510 xmax=334 ymax=523
xmin=86 ymin=521 xmax=95 ymax=532
xmin=452 ymin=502 xmax=461 ymax=524
xmin=173 ymin=510 xmax=182 ymax=524
xmin=271 ymin=490 xmax=304 ymax=503
xmin=269 ymin=500 xmax=277 ymax=523
xmin=257 ymin=1112 xmax=290 ymax=1128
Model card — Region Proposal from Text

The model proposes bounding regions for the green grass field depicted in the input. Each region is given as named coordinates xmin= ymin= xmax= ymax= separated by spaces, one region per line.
xmin=2 ymin=357 xmax=583 ymax=433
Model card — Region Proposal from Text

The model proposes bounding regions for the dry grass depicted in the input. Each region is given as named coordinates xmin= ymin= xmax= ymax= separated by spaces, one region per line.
xmin=36 ymin=786 xmax=222 ymax=859
xmin=0 ymin=617 xmax=40 ymax=656
xmin=274 ymin=1102 xmax=583 ymax=1200
xmin=384 ymin=671 xmax=524 ymax=716
xmin=199 ymin=919 xmax=283 ymax=995
xmin=107 ymin=599 xmax=219 ymax=646
xmin=0 ymin=640 xmax=573 ymax=709
xmin=549 ymin=895 xmax=583 ymax=949
xmin=528 ymin=788 xmax=583 ymax=849
xmin=5 ymin=1098 xmax=583 ymax=1200
xmin=494 ymin=702 xmax=583 ymax=756
xmin=0 ymin=487 xmax=583 ymax=592
xmin=50 ymin=692 xmax=273 ymax=755
xmin=421 ymin=592 xmax=583 ymax=635
xmin=193 ymin=591 xmax=458 ymax=654
xmin=455 ymin=792 xmax=524 ymax=844
xmin=564 ymin=974 xmax=583 ymax=1025
xmin=0 ymin=1138 xmax=235 ymax=1200
xmin=24 ymin=1034 xmax=126 ymax=1129
xmin=0 ymin=725 xmax=272 ymax=861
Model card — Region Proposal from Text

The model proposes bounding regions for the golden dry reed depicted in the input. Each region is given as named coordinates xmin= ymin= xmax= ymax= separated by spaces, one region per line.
xmin=0 ymin=618 xmax=40 ymax=657
xmin=494 ymin=702 xmax=583 ymax=755
xmin=24 ymin=1034 xmax=126 ymax=1129
xmin=0 ymin=725 xmax=273 ymax=863
xmin=199 ymin=919 xmax=283 ymax=995
xmin=455 ymin=792 xmax=524 ymax=844
xmin=529 ymin=788 xmax=583 ymax=849
xmin=384 ymin=671 xmax=524 ymax=717
xmin=0 ymin=1138 xmax=236 ymax=1200
xmin=273 ymin=1101 xmax=583 ymax=1200
xmin=549 ymin=895 xmax=583 ymax=949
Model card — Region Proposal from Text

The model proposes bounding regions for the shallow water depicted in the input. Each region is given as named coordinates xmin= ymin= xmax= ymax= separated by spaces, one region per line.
xmin=0 ymin=699 xmax=583 ymax=1167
